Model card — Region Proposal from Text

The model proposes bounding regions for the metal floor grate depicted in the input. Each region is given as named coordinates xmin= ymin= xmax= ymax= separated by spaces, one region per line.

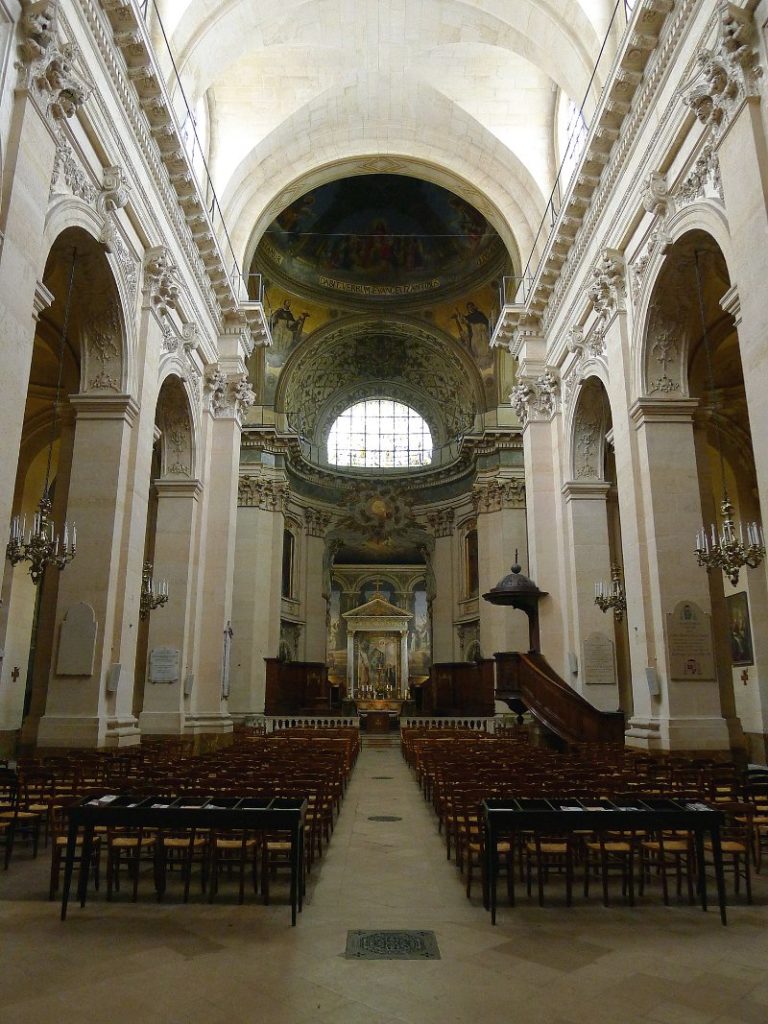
xmin=345 ymin=930 xmax=441 ymax=960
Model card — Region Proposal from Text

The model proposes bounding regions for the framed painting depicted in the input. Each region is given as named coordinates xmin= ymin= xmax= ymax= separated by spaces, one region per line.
xmin=726 ymin=591 xmax=754 ymax=666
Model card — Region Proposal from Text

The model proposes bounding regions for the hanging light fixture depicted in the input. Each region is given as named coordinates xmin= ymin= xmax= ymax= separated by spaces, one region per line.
xmin=6 ymin=250 xmax=78 ymax=585
xmin=594 ymin=565 xmax=627 ymax=621
xmin=139 ymin=561 xmax=169 ymax=620
xmin=692 ymin=251 xmax=765 ymax=587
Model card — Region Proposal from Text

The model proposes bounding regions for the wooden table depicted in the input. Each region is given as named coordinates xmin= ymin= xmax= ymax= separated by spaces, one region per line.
xmin=60 ymin=794 xmax=307 ymax=925
xmin=482 ymin=796 xmax=728 ymax=925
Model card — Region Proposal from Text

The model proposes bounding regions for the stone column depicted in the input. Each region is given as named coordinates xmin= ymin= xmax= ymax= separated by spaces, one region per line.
xmin=37 ymin=395 xmax=140 ymax=747
xmin=229 ymin=471 xmax=285 ymax=718
xmin=511 ymin=359 xmax=567 ymax=671
xmin=474 ymin=477 xmax=530 ymax=657
xmin=302 ymin=508 xmax=331 ymax=662
xmin=628 ymin=398 xmax=730 ymax=750
xmin=562 ymin=481 xmax=620 ymax=711
xmin=427 ymin=509 xmax=456 ymax=661
xmin=139 ymin=479 xmax=203 ymax=736
xmin=0 ymin=21 xmax=89 ymax=564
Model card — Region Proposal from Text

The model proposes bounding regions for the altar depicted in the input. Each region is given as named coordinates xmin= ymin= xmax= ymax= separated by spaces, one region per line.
xmin=354 ymin=698 xmax=405 ymax=733
xmin=342 ymin=593 xmax=412 ymax=701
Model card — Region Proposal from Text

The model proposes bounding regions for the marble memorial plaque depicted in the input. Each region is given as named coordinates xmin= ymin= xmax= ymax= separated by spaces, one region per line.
xmin=149 ymin=646 xmax=180 ymax=684
xmin=666 ymin=601 xmax=715 ymax=681
xmin=582 ymin=632 xmax=616 ymax=686
xmin=56 ymin=602 xmax=98 ymax=676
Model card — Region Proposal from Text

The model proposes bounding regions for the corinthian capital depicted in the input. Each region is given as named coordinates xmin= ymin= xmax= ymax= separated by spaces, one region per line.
xmin=18 ymin=1 xmax=93 ymax=120
xmin=684 ymin=2 xmax=762 ymax=132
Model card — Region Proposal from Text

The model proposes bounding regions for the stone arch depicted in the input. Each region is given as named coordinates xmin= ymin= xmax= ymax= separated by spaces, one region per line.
xmin=632 ymin=207 xmax=733 ymax=404
xmin=43 ymin=199 xmax=138 ymax=395
xmin=568 ymin=375 xmax=612 ymax=482
xmin=155 ymin=374 xmax=196 ymax=479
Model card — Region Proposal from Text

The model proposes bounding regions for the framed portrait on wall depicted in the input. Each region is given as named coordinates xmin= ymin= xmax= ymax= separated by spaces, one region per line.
xmin=726 ymin=591 xmax=754 ymax=666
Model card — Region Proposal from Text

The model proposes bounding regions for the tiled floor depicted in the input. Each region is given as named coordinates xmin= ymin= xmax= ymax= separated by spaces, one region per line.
xmin=2 ymin=740 xmax=768 ymax=1024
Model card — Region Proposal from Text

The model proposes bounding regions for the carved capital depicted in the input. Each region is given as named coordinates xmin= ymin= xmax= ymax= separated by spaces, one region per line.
xmin=426 ymin=508 xmax=455 ymax=538
xmin=684 ymin=3 xmax=762 ymax=132
xmin=18 ymin=1 xmax=93 ymax=120
xmin=472 ymin=477 xmax=526 ymax=513
xmin=304 ymin=507 xmax=332 ymax=538
xmin=204 ymin=364 xmax=255 ymax=419
xmin=640 ymin=171 xmax=674 ymax=219
xmin=237 ymin=473 xmax=288 ymax=511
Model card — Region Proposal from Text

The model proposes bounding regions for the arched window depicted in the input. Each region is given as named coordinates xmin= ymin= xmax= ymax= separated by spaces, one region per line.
xmin=281 ymin=529 xmax=295 ymax=598
xmin=556 ymin=93 xmax=588 ymax=190
xmin=327 ymin=399 xmax=433 ymax=468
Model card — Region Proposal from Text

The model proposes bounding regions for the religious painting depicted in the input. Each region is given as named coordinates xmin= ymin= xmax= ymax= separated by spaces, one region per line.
xmin=727 ymin=591 xmax=754 ymax=666
xmin=254 ymin=175 xmax=505 ymax=305
xmin=357 ymin=633 xmax=400 ymax=695
xmin=327 ymin=584 xmax=347 ymax=679
xmin=437 ymin=282 xmax=500 ymax=409
xmin=408 ymin=582 xmax=431 ymax=674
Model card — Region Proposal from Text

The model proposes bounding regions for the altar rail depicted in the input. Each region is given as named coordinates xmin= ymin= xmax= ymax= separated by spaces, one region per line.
xmin=266 ymin=716 xmax=360 ymax=733
xmin=401 ymin=717 xmax=496 ymax=732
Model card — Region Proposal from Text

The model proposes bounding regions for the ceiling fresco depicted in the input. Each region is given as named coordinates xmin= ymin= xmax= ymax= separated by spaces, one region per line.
xmin=255 ymin=174 xmax=507 ymax=308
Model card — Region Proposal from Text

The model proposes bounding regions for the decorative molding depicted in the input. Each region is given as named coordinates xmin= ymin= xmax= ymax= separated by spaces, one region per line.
xmin=83 ymin=297 xmax=122 ymax=392
xmin=143 ymin=245 xmax=181 ymax=317
xmin=204 ymin=365 xmax=256 ymax=420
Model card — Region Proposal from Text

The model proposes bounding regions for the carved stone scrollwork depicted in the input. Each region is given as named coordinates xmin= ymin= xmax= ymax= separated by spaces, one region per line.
xmin=231 ymin=374 xmax=256 ymax=416
xmin=472 ymin=478 xmax=526 ymax=513
xmin=204 ymin=365 xmax=227 ymax=413
xmin=588 ymin=249 xmax=626 ymax=322
xmin=684 ymin=2 xmax=762 ymax=132
xmin=82 ymin=298 xmax=122 ymax=393
xmin=18 ymin=1 xmax=93 ymax=121
xmin=426 ymin=508 xmax=455 ymax=538
xmin=509 ymin=380 xmax=535 ymax=424
xmin=535 ymin=369 xmax=560 ymax=418
xmin=144 ymin=246 xmax=181 ymax=317
xmin=98 ymin=165 xmax=131 ymax=215
xmin=237 ymin=473 xmax=288 ymax=511
xmin=644 ymin=304 xmax=684 ymax=397
xmin=677 ymin=143 xmax=723 ymax=205
xmin=573 ymin=408 xmax=602 ymax=480
xmin=49 ymin=135 xmax=97 ymax=204
xmin=304 ymin=507 xmax=332 ymax=538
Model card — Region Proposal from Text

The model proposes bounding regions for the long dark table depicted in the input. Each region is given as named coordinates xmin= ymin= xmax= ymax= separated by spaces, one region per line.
xmin=61 ymin=794 xmax=307 ymax=925
xmin=483 ymin=797 xmax=728 ymax=925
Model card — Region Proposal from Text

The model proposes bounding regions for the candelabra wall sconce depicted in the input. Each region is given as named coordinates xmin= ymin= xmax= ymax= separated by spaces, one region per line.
xmin=139 ymin=561 xmax=169 ymax=620
xmin=7 ymin=494 xmax=76 ymax=586
xmin=695 ymin=495 xmax=765 ymax=588
xmin=691 ymin=250 xmax=765 ymax=587
xmin=594 ymin=565 xmax=627 ymax=621
xmin=6 ymin=249 xmax=78 ymax=586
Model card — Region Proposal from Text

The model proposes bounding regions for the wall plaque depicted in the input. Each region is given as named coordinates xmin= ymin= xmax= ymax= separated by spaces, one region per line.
xmin=666 ymin=601 xmax=715 ymax=681
xmin=149 ymin=646 xmax=180 ymax=684
xmin=582 ymin=632 xmax=616 ymax=686
xmin=56 ymin=602 xmax=98 ymax=676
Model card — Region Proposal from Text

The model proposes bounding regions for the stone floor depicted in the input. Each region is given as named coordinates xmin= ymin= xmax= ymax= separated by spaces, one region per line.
xmin=2 ymin=739 xmax=768 ymax=1024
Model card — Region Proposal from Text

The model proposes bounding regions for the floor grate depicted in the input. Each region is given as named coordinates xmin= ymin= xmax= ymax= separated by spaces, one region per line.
xmin=367 ymin=815 xmax=402 ymax=822
xmin=345 ymin=930 xmax=441 ymax=960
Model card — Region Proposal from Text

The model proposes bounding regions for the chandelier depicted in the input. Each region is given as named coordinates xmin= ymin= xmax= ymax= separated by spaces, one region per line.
xmin=692 ymin=252 xmax=765 ymax=587
xmin=139 ymin=561 xmax=169 ymax=620
xmin=6 ymin=251 xmax=78 ymax=585
xmin=594 ymin=565 xmax=626 ymax=621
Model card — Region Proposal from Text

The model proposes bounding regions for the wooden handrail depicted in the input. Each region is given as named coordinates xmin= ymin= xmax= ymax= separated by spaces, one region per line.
xmin=495 ymin=651 xmax=624 ymax=746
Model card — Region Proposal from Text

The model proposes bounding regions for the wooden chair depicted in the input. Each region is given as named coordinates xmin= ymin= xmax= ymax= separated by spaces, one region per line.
xmin=0 ymin=770 xmax=43 ymax=866
xmin=525 ymin=833 xmax=575 ymax=907
xmin=106 ymin=826 xmax=157 ymax=902
xmin=639 ymin=829 xmax=695 ymax=905
xmin=48 ymin=800 xmax=102 ymax=901
xmin=705 ymin=801 xmax=752 ymax=903
xmin=154 ymin=827 xmax=209 ymax=902
xmin=584 ymin=830 xmax=638 ymax=906
xmin=209 ymin=830 xmax=260 ymax=904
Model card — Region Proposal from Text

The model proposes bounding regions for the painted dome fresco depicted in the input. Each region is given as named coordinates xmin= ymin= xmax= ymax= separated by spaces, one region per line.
xmin=254 ymin=174 xmax=507 ymax=308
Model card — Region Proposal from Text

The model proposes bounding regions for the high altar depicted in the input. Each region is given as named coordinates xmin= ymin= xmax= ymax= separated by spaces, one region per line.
xmin=342 ymin=594 xmax=412 ymax=702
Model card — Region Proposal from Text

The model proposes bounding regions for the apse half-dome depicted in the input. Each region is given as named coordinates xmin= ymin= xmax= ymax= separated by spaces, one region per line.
xmin=254 ymin=174 xmax=507 ymax=309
